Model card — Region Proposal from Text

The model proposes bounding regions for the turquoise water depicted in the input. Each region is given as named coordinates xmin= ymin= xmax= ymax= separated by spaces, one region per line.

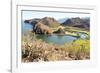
xmin=22 ymin=22 xmax=87 ymax=45
xmin=36 ymin=34 xmax=77 ymax=44
xmin=22 ymin=22 xmax=33 ymax=32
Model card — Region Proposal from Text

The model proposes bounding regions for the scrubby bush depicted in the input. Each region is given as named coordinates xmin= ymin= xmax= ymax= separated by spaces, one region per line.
xmin=22 ymin=31 xmax=90 ymax=62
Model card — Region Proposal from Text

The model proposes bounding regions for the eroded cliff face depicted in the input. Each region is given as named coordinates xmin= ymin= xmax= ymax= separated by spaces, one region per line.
xmin=24 ymin=17 xmax=61 ymax=35
xmin=33 ymin=22 xmax=52 ymax=35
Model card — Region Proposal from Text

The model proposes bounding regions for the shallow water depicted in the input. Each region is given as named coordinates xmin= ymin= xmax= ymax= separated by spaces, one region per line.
xmin=36 ymin=34 xmax=77 ymax=45
xmin=22 ymin=22 xmax=33 ymax=32
xmin=22 ymin=22 xmax=87 ymax=45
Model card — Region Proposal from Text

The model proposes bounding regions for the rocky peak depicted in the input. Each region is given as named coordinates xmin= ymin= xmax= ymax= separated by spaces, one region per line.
xmin=39 ymin=17 xmax=60 ymax=27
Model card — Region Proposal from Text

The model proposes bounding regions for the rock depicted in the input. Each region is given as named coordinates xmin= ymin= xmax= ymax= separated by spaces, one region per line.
xmin=53 ymin=27 xmax=65 ymax=35
xmin=33 ymin=22 xmax=52 ymax=35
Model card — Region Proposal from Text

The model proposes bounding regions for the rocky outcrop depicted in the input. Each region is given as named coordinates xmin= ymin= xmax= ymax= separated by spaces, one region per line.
xmin=24 ymin=17 xmax=61 ymax=35
xmin=53 ymin=28 xmax=65 ymax=35
xmin=33 ymin=22 xmax=52 ymax=35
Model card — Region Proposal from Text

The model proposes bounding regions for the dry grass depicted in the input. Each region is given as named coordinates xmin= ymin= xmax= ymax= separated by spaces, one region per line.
xmin=22 ymin=31 xmax=90 ymax=63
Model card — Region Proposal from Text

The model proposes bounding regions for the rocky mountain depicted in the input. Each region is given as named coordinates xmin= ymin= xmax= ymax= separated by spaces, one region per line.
xmin=62 ymin=17 xmax=90 ymax=30
xmin=24 ymin=17 xmax=60 ymax=27
xmin=33 ymin=22 xmax=52 ymax=35
xmin=24 ymin=17 xmax=60 ymax=35
xmin=39 ymin=17 xmax=60 ymax=27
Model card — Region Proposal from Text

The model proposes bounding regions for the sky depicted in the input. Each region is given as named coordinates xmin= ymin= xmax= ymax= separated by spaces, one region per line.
xmin=22 ymin=10 xmax=90 ymax=20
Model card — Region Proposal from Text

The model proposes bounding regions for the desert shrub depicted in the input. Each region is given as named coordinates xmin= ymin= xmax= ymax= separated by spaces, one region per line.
xmin=22 ymin=31 xmax=90 ymax=62
xmin=60 ymin=39 xmax=90 ymax=60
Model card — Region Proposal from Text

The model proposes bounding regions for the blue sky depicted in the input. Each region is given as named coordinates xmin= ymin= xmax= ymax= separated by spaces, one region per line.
xmin=22 ymin=11 xmax=90 ymax=20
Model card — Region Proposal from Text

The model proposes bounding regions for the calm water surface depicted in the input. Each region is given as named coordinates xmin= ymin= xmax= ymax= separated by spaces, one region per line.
xmin=22 ymin=22 xmax=87 ymax=45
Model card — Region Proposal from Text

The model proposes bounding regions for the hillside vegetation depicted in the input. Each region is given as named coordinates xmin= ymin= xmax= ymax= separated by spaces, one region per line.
xmin=22 ymin=31 xmax=90 ymax=62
